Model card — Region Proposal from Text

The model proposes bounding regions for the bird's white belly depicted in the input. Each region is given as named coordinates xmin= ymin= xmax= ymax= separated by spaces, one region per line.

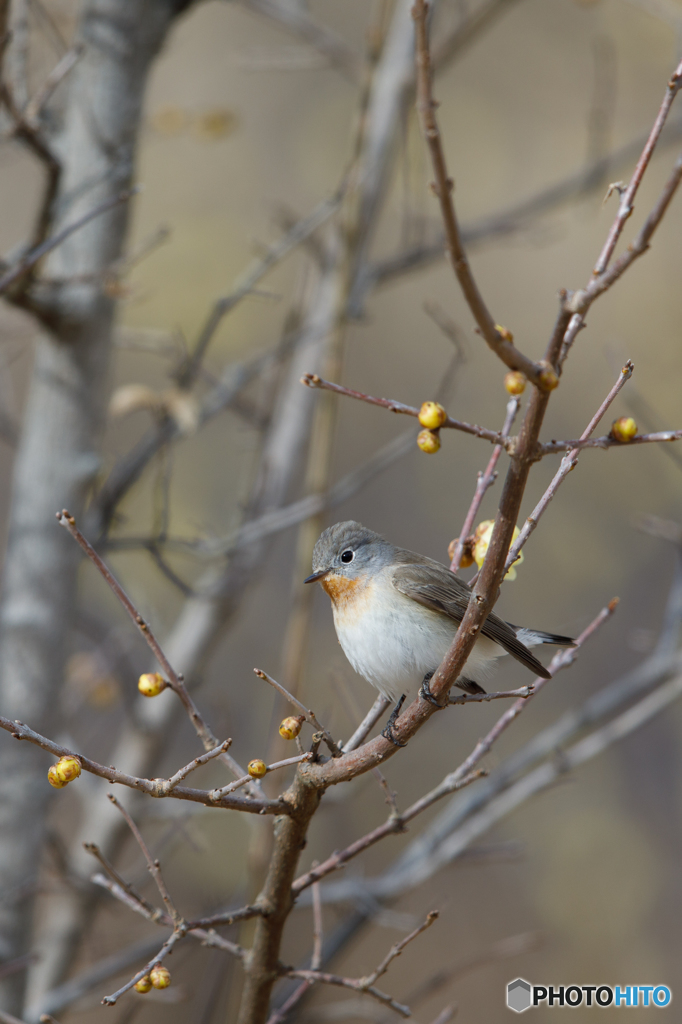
xmin=333 ymin=583 xmax=504 ymax=704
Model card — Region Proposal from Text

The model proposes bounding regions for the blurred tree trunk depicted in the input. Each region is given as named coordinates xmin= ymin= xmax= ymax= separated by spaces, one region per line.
xmin=0 ymin=0 xmax=192 ymax=1012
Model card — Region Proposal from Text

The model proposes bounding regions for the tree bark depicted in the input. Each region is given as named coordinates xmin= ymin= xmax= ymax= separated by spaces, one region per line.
xmin=0 ymin=0 xmax=191 ymax=1012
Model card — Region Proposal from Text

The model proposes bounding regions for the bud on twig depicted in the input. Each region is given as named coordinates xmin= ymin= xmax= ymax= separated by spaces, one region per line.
xmin=448 ymin=535 xmax=475 ymax=568
xmin=47 ymin=765 xmax=67 ymax=789
xmin=538 ymin=367 xmax=559 ymax=391
xmin=48 ymin=755 xmax=82 ymax=788
xmin=417 ymin=429 xmax=441 ymax=454
xmin=609 ymin=416 xmax=638 ymax=442
xmin=504 ymin=371 xmax=525 ymax=395
xmin=134 ymin=976 xmax=152 ymax=994
xmin=138 ymin=672 xmax=167 ymax=697
xmin=495 ymin=323 xmax=514 ymax=342
xmin=279 ymin=716 xmax=305 ymax=740
xmin=473 ymin=521 xmax=523 ymax=580
xmin=418 ymin=400 xmax=447 ymax=429
xmin=248 ymin=759 xmax=267 ymax=778
xmin=150 ymin=965 xmax=171 ymax=989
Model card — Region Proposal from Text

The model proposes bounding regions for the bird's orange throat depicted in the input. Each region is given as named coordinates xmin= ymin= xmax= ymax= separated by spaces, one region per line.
xmin=320 ymin=572 xmax=370 ymax=611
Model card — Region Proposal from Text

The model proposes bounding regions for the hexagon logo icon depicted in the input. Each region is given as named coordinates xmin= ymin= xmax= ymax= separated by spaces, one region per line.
xmin=507 ymin=978 xmax=532 ymax=1013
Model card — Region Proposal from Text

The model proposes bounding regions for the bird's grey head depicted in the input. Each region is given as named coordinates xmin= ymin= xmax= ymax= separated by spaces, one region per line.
xmin=304 ymin=521 xmax=393 ymax=584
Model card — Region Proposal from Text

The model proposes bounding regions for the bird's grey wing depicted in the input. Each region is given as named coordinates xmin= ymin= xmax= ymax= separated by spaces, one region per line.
xmin=391 ymin=561 xmax=552 ymax=679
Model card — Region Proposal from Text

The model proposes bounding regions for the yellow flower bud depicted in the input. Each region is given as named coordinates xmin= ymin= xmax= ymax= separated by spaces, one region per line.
xmin=47 ymin=764 xmax=68 ymax=789
xmin=248 ymin=759 xmax=267 ymax=778
xmin=495 ymin=324 xmax=514 ymax=342
xmin=417 ymin=429 xmax=441 ymax=454
xmin=538 ymin=367 xmax=559 ymax=391
xmin=472 ymin=521 xmax=524 ymax=581
xmin=418 ymin=401 xmax=447 ymax=429
xmin=459 ymin=548 xmax=475 ymax=569
xmin=53 ymin=755 xmax=82 ymax=784
xmin=504 ymin=371 xmax=526 ymax=396
xmin=138 ymin=672 xmax=166 ymax=697
xmin=447 ymin=537 xmax=474 ymax=569
xmin=279 ymin=716 xmax=304 ymax=740
xmin=610 ymin=416 xmax=637 ymax=443
xmin=134 ymin=976 xmax=153 ymax=994
xmin=150 ymin=965 xmax=171 ymax=989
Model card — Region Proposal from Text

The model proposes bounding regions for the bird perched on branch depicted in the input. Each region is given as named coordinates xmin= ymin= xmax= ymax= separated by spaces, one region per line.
xmin=305 ymin=521 xmax=575 ymax=744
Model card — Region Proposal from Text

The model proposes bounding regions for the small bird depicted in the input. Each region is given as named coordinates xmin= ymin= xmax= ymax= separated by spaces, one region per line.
xmin=305 ymin=521 xmax=575 ymax=742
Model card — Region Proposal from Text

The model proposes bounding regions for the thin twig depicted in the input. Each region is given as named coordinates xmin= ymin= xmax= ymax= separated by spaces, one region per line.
xmin=506 ymin=361 xmax=634 ymax=569
xmin=0 ymin=189 xmax=138 ymax=294
xmin=283 ymin=968 xmax=410 ymax=1018
xmin=208 ymin=753 xmax=313 ymax=801
xmin=83 ymin=843 xmax=161 ymax=922
xmin=254 ymin=668 xmax=341 ymax=756
xmin=176 ymin=191 xmax=341 ymax=387
xmin=23 ymin=44 xmax=83 ymax=125
xmin=447 ymin=685 xmax=533 ymax=705
xmin=363 ymin=910 xmax=438 ymax=987
xmin=165 ymin=739 xmax=232 ymax=791
xmin=56 ymin=510 xmax=253 ymax=787
xmin=301 ymin=374 xmax=508 ymax=446
xmin=450 ymin=600 xmax=618 ymax=783
xmin=412 ymin=0 xmax=548 ymax=388
xmin=540 ymin=427 xmax=682 ymax=454
xmin=291 ymin=769 xmax=483 ymax=896
xmin=188 ymin=904 xmax=264 ymax=930
xmin=594 ymin=57 xmax=682 ymax=274
xmin=107 ymin=794 xmax=182 ymax=927
xmin=282 ymin=912 xmax=437 ymax=1019
xmin=91 ymin=874 xmax=246 ymax=961
xmin=266 ymin=878 xmax=324 ymax=1024
xmin=0 ymin=714 xmax=284 ymax=814
xmin=450 ymin=396 xmax=520 ymax=571
xmin=101 ymin=930 xmax=184 ymax=1005
xmin=342 ymin=695 xmax=391 ymax=753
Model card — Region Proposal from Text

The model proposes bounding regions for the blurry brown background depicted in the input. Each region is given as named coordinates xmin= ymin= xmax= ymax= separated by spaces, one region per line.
xmin=2 ymin=0 xmax=682 ymax=1019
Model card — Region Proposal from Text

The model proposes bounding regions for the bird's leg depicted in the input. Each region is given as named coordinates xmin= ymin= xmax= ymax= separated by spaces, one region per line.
xmin=381 ymin=695 xmax=407 ymax=747
xmin=419 ymin=671 xmax=447 ymax=708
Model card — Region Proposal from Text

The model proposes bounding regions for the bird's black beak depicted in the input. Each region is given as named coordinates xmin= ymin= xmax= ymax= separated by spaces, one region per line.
xmin=304 ymin=568 xmax=330 ymax=584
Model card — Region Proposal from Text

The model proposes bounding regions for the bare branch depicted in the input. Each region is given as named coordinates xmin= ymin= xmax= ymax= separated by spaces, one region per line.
xmin=301 ymin=374 xmax=508 ymax=447
xmin=0 ymin=188 xmax=138 ymax=296
xmin=165 ymin=739 xmax=232 ymax=791
xmin=292 ymin=769 xmax=483 ymax=897
xmin=450 ymin=396 xmax=520 ymax=571
xmin=176 ymin=191 xmax=341 ymax=388
xmin=539 ymin=426 xmax=682 ymax=455
xmin=342 ymin=696 xmax=391 ymax=754
xmin=506 ymin=361 xmax=634 ymax=569
xmin=23 ymin=45 xmax=83 ymax=126
xmin=83 ymin=844 xmax=160 ymax=923
xmin=209 ymin=753 xmax=313 ymax=800
xmin=594 ymin=57 xmax=682 ymax=274
xmin=447 ymin=685 xmax=534 ymax=704
xmin=57 ymin=510 xmax=252 ymax=786
xmin=412 ymin=0 xmax=549 ymax=388
xmin=101 ymin=930 xmax=183 ymax=1006
xmin=107 ymin=794 xmax=182 ymax=927
xmin=254 ymin=669 xmax=341 ymax=757
xmin=0 ymin=714 xmax=283 ymax=814
xmin=363 ymin=910 xmax=438 ymax=987
xmin=283 ymin=969 xmax=410 ymax=1019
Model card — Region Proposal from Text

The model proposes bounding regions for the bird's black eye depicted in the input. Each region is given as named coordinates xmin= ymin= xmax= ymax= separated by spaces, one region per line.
xmin=340 ymin=549 xmax=354 ymax=564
